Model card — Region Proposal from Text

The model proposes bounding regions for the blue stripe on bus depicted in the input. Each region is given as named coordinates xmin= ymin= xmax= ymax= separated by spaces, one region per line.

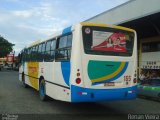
xmin=61 ymin=62 xmax=70 ymax=86
xmin=71 ymin=85 xmax=137 ymax=102
xmin=62 ymin=26 xmax=72 ymax=35
xmin=92 ymin=62 xmax=129 ymax=85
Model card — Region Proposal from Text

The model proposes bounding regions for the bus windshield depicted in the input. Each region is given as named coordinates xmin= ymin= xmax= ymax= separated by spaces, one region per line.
xmin=82 ymin=26 xmax=134 ymax=56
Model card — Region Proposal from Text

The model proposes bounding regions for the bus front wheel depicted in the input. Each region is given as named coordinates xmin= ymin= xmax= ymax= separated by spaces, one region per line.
xmin=39 ymin=79 xmax=47 ymax=101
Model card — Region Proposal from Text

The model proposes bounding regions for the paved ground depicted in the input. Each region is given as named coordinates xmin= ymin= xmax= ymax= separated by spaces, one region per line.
xmin=0 ymin=70 xmax=160 ymax=119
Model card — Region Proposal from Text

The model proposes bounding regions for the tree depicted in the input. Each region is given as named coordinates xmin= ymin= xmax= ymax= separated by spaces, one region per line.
xmin=0 ymin=36 xmax=14 ymax=58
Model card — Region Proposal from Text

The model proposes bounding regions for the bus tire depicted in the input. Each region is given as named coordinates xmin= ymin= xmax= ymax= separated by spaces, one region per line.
xmin=39 ymin=79 xmax=47 ymax=101
xmin=22 ymin=73 xmax=28 ymax=88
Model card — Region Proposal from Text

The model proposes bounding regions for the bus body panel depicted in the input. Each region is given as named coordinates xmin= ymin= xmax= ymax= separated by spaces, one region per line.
xmin=47 ymin=62 xmax=71 ymax=101
xmin=81 ymin=56 xmax=137 ymax=89
xmin=19 ymin=61 xmax=71 ymax=102
xmin=53 ymin=62 xmax=70 ymax=87
xmin=45 ymin=82 xmax=71 ymax=102
xmin=70 ymin=24 xmax=85 ymax=88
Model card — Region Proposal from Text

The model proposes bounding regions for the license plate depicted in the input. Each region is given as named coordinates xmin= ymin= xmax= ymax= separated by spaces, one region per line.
xmin=104 ymin=82 xmax=115 ymax=86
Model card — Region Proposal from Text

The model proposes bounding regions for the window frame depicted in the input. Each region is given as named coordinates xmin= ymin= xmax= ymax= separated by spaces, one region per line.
xmin=55 ymin=34 xmax=72 ymax=62
xmin=82 ymin=26 xmax=134 ymax=57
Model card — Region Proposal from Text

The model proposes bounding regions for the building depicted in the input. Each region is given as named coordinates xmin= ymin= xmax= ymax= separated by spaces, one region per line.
xmin=86 ymin=0 xmax=160 ymax=79
xmin=0 ymin=57 xmax=6 ymax=66
xmin=0 ymin=55 xmax=18 ymax=70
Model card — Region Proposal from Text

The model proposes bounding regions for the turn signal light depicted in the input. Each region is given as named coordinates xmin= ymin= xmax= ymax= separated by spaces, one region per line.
xmin=77 ymin=73 xmax=80 ymax=77
xmin=76 ymin=78 xmax=81 ymax=84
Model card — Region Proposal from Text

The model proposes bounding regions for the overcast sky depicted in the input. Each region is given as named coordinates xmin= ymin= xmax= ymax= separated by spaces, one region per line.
xmin=0 ymin=0 xmax=129 ymax=55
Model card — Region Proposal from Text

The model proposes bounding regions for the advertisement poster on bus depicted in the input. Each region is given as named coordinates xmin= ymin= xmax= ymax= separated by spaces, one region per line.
xmin=92 ymin=31 xmax=127 ymax=52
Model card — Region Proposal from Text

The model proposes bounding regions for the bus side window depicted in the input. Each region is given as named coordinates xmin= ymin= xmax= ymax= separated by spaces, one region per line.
xmin=31 ymin=47 xmax=35 ymax=61
xmin=28 ymin=48 xmax=31 ymax=62
xmin=18 ymin=53 xmax=21 ymax=64
xmin=55 ymin=34 xmax=72 ymax=61
xmin=67 ymin=34 xmax=72 ymax=47
xmin=26 ymin=48 xmax=29 ymax=62
xmin=59 ymin=36 xmax=68 ymax=48
xmin=21 ymin=51 xmax=24 ymax=62
xmin=34 ymin=45 xmax=38 ymax=62
xmin=38 ymin=44 xmax=42 ymax=62
xmin=41 ymin=42 xmax=46 ymax=61
xmin=24 ymin=49 xmax=27 ymax=62
xmin=27 ymin=48 xmax=31 ymax=62
xmin=50 ymin=39 xmax=56 ymax=61
xmin=44 ymin=40 xmax=52 ymax=62
xmin=67 ymin=34 xmax=72 ymax=59
xmin=22 ymin=50 xmax=25 ymax=62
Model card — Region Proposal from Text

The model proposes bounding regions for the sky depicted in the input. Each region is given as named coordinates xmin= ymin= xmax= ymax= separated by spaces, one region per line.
xmin=0 ymin=0 xmax=129 ymax=55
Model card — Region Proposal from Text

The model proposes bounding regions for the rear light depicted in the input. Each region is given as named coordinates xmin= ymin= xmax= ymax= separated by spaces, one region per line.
xmin=76 ymin=69 xmax=81 ymax=84
xmin=133 ymin=78 xmax=137 ymax=83
xmin=76 ymin=78 xmax=81 ymax=84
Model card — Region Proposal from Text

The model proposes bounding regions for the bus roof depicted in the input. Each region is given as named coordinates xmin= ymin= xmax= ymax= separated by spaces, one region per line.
xmin=26 ymin=26 xmax=73 ymax=48
xmin=25 ymin=22 xmax=135 ymax=49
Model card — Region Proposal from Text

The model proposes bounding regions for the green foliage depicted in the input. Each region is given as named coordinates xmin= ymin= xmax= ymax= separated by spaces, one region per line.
xmin=0 ymin=36 xmax=14 ymax=58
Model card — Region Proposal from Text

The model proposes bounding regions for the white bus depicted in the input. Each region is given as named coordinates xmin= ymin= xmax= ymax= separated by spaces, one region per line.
xmin=19 ymin=22 xmax=137 ymax=102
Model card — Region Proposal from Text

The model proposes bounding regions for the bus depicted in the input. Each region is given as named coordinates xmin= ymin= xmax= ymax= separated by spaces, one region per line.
xmin=19 ymin=22 xmax=137 ymax=102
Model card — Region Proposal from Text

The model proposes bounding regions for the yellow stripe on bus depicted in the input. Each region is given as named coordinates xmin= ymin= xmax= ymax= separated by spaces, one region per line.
xmin=80 ymin=22 xmax=135 ymax=32
xmin=27 ymin=62 xmax=39 ymax=90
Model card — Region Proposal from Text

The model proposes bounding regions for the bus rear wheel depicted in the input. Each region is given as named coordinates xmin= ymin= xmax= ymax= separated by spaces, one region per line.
xmin=22 ymin=73 xmax=28 ymax=88
xmin=39 ymin=79 xmax=47 ymax=101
